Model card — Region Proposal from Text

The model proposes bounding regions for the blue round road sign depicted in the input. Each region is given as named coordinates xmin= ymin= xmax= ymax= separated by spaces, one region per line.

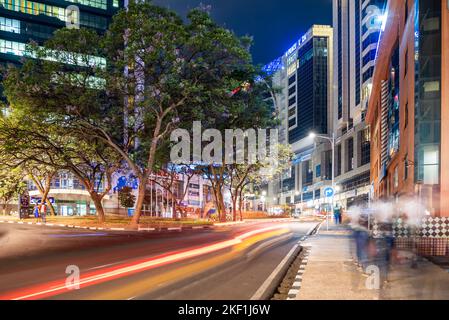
xmin=324 ymin=187 xmax=335 ymax=198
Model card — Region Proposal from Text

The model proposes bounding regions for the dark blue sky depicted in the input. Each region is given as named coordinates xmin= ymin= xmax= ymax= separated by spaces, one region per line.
xmin=153 ymin=0 xmax=333 ymax=65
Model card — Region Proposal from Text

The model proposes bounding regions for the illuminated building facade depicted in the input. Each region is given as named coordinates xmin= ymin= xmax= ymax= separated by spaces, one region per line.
xmin=367 ymin=0 xmax=449 ymax=217
xmin=332 ymin=0 xmax=387 ymax=209
xmin=266 ymin=25 xmax=334 ymax=213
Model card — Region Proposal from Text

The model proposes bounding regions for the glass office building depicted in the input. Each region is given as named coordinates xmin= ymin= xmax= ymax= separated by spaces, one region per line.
xmin=264 ymin=25 xmax=334 ymax=213
xmin=0 ymin=0 xmax=121 ymax=65
xmin=332 ymin=0 xmax=387 ymax=209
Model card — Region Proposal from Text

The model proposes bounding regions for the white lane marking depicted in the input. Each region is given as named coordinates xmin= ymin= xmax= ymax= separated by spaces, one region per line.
xmin=138 ymin=228 xmax=156 ymax=232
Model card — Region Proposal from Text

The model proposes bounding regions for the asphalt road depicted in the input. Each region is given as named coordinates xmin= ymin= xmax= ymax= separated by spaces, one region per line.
xmin=0 ymin=220 xmax=318 ymax=300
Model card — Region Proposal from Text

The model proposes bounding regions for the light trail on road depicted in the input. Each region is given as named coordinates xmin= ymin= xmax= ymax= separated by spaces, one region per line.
xmin=0 ymin=224 xmax=289 ymax=300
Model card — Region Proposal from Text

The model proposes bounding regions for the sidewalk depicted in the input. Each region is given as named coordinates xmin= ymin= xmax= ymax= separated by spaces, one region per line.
xmin=295 ymin=223 xmax=449 ymax=300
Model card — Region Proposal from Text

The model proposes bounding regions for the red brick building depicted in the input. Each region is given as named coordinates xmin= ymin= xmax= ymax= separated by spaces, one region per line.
xmin=367 ymin=0 xmax=449 ymax=217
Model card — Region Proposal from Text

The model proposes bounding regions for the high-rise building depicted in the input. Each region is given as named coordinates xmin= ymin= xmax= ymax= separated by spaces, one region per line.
xmin=0 ymin=0 xmax=123 ymax=216
xmin=332 ymin=0 xmax=386 ymax=209
xmin=0 ymin=0 xmax=121 ymax=65
xmin=266 ymin=25 xmax=333 ymax=214
xmin=367 ymin=0 xmax=449 ymax=217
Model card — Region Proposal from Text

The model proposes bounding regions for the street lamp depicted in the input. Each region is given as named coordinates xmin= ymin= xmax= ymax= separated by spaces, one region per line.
xmin=260 ymin=195 xmax=266 ymax=212
xmin=309 ymin=132 xmax=336 ymax=231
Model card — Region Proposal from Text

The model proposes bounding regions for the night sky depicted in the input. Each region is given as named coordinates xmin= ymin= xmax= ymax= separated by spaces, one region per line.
xmin=153 ymin=0 xmax=333 ymax=65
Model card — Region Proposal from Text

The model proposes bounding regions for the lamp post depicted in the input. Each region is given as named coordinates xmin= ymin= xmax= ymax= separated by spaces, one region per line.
xmin=261 ymin=191 xmax=267 ymax=212
xmin=309 ymin=132 xmax=336 ymax=231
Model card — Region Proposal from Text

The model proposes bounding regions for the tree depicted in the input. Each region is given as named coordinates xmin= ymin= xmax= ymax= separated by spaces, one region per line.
xmin=0 ymin=28 xmax=123 ymax=223
xmin=226 ymin=144 xmax=293 ymax=221
xmin=2 ymin=2 xmax=264 ymax=227
xmin=78 ymin=2 xmax=257 ymax=227
xmin=118 ymin=186 xmax=136 ymax=209
xmin=25 ymin=164 xmax=57 ymax=216
xmin=150 ymin=165 xmax=201 ymax=219
xmin=196 ymin=75 xmax=279 ymax=222
xmin=0 ymin=168 xmax=26 ymax=215
xmin=0 ymin=117 xmax=121 ymax=223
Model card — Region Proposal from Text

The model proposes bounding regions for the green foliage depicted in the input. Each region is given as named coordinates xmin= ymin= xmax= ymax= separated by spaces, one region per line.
xmin=0 ymin=168 xmax=26 ymax=205
xmin=118 ymin=186 xmax=136 ymax=209
xmin=0 ymin=1 xmax=274 ymax=224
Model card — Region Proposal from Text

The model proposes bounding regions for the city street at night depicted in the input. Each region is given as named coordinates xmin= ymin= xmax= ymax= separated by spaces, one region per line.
xmin=0 ymin=220 xmax=318 ymax=300
xmin=1 ymin=0 xmax=449 ymax=316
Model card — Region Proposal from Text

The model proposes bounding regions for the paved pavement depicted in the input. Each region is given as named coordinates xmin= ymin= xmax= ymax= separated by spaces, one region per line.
xmin=295 ymin=223 xmax=449 ymax=300
xmin=0 ymin=220 xmax=318 ymax=300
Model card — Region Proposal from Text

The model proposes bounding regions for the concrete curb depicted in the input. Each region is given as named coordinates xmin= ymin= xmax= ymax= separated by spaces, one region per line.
xmin=285 ymin=221 xmax=324 ymax=300
xmin=286 ymin=246 xmax=311 ymax=300
xmin=0 ymin=217 xmax=296 ymax=234
xmin=250 ymin=221 xmax=321 ymax=300
xmin=0 ymin=219 xmax=213 ymax=234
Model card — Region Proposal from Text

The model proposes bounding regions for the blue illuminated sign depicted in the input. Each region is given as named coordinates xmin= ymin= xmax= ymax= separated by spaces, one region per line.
xmin=285 ymin=33 xmax=310 ymax=57
xmin=324 ymin=187 xmax=335 ymax=198
xmin=286 ymin=43 xmax=297 ymax=57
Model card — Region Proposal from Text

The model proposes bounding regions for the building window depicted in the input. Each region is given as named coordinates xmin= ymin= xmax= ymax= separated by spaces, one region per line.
xmin=347 ymin=138 xmax=354 ymax=172
xmin=404 ymin=154 xmax=409 ymax=181
xmin=394 ymin=166 xmax=399 ymax=189
xmin=405 ymin=0 xmax=408 ymax=24
xmin=0 ymin=16 xmax=20 ymax=33
xmin=404 ymin=102 xmax=408 ymax=129
xmin=336 ymin=144 xmax=342 ymax=177
xmin=360 ymin=128 xmax=371 ymax=166
xmin=316 ymin=164 xmax=321 ymax=178
xmin=404 ymin=49 xmax=408 ymax=78
xmin=288 ymin=75 xmax=296 ymax=86
xmin=302 ymin=160 xmax=313 ymax=186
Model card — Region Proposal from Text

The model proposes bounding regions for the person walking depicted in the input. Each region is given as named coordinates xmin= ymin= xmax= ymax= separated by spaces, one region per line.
xmin=40 ymin=202 xmax=47 ymax=223
xmin=33 ymin=204 xmax=40 ymax=222
xmin=334 ymin=205 xmax=342 ymax=225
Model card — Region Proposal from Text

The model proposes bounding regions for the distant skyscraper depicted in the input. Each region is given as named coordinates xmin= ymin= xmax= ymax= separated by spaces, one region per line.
xmin=332 ymin=0 xmax=386 ymax=208
xmin=265 ymin=25 xmax=333 ymax=212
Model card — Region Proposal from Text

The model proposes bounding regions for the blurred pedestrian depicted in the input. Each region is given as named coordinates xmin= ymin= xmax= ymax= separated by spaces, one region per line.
xmin=33 ymin=204 xmax=40 ymax=222
xmin=334 ymin=205 xmax=342 ymax=225
xmin=40 ymin=203 xmax=47 ymax=223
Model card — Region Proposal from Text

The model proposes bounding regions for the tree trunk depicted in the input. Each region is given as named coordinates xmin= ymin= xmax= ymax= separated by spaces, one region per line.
xmin=46 ymin=199 xmax=56 ymax=216
xmin=232 ymin=197 xmax=237 ymax=222
xmin=238 ymin=190 xmax=244 ymax=221
xmin=217 ymin=191 xmax=226 ymax=222
xmin=2 ymin=202 xmax=7 ymax=216
xmin=91 ymin=194 xmax=106 ymax=223
xmin=131 ymin=176 xmax=147 ymax=228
